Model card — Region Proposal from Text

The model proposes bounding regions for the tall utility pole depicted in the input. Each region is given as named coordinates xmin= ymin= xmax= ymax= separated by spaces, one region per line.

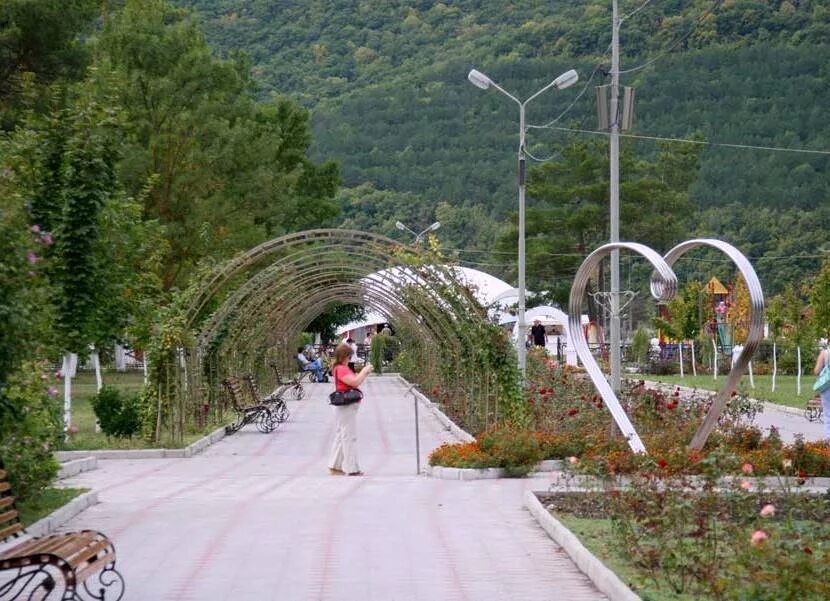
xmin=609 ymin=0 xmax=622 ymax=393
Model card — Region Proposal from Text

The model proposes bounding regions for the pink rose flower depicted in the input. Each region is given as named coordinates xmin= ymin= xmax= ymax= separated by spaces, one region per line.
xmin=740 ymin=480 xmax=752 ymax=491
xmin=760 ymin=504 xmax=775 ymax=517
xmin=568 ymin=456 xmax=578 ymax=465
xmin=26 ymin=251 xmax=38 ymax=264
xmin=751 ymin=530 xmax=768 ymax=547
xmin=741 ymin=463 xmax=753 ymax=474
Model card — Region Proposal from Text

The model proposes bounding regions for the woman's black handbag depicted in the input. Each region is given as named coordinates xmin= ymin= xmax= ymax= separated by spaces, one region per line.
xmin=329 ymin=388 xmax=363 ymax=406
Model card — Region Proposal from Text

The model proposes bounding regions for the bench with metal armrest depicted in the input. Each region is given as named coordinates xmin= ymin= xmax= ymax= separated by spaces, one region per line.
xmin=243 ymin=374 xmax=289 ymax=424
xmin=269 ymin=362 xmax=307 ymax=400
xmin=222 ymin=376 xmax=277 ymax=434
xmin=0 ymin=466 xmax=125 ymax=601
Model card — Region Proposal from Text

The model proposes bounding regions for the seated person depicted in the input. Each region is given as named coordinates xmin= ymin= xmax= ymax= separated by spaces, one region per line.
xmin=297 ymin=347 xmax=325 ymax=382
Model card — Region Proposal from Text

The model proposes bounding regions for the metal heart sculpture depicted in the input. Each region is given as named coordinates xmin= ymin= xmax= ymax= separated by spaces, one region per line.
xmin=568 ymin=239 xmax=765 ymax=453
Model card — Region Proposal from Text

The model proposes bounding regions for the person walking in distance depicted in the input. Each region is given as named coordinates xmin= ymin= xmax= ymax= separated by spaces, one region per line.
xmin=329 ymin=343 xmax=373 ymax=476
xmin=530 ymin=319 xmax=546 ymax=348
xmin=814 ymin=347 xmax=830 ymax=439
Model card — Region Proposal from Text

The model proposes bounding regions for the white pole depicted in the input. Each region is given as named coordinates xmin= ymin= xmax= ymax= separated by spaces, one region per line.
xmin=771 ymin=341 xmax=777 ymax=392
xmin=797 ymin=346 xmax=802 ymax=396
xmin=609 ymin=0 xmax=621 ymax=393
xmin=712 ymin=338 xmax=718 ymax=380
xmin=678 ymin=341 xmax=684 ymax=378
xmin=691 ymin=341 xmax=697 ymax=377
xmin=93 ymin=349 xmax=103 ymax=392
xmin=748 ymin=360 xmax=755 ymax=389
xmin=143 ymin=354 xmax=149 ymax=385
xmin=62 ymin=353 xmax=72 ymax=442
xmin=517 ymin=103 xmax=527 ymax=382
xmin=92 ymin=348 xmax=103 ymax=433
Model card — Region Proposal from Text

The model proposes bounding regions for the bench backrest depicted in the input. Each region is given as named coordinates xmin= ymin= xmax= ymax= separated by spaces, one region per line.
xmin=243 ymin=374 xmax=263 ymax=402
xmin=0 ymin=466 xmax=24 ymax=543
xmin=222 ymin=376 xmax=251 ymax=411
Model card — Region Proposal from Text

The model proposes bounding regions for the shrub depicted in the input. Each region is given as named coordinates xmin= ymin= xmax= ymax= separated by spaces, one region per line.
xmin=92 ymin=386 xmax=141 ymax=439
xmin=630 ymin=326 xmax=650 ymax=367
xmin=369 ymin=334 xmax=385 ymax=374
xmin=0 ymin=363 xmax=61 ymax=503
xmin=478 ymin=423 xmax=545 ymax=477
xmin=428 ymin=441 xmax=495 ymax=469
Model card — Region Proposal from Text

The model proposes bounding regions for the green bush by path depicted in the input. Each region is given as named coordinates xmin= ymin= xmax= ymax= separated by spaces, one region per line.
xmin=0 ymin=364 xmax=61 ymax=504
xmin=64 ymin=371 xmax=204 ymax=450
xmin=91 ymin=386 xmax=141 ymax=439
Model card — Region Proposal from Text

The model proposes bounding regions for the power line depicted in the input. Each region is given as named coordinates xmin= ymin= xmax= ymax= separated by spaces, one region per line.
xmin=530 ymin=125 xmax=830 ymax=157
xmin=447 ymin=247 xmax=827 ymax=263
xmin=618 ymin=0 xmax=724 ymax=75
xmin=620 ymin=0 xmax=655 ymax=22
xmin=536 ymin=48 xmax=611 ymax=131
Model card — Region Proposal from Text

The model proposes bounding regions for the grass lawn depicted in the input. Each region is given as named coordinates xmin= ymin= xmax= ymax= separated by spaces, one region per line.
xmin=633 ymin=373 xmax=816 ymax=409
xmin=557 ymin=514 xmax=705 ymax=601
xmin=17 ymin=487 xmax=87 ymax=527
xmin=63 ymin=370 xmax=208 ymax=450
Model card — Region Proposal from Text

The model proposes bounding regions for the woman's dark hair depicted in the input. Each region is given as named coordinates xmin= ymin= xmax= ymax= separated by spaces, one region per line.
xmin=346 ymin=338 xmax=354 ymax=344
xmin=334 ymin=343 xmax=352 ymax=366
xmin=296 ymin=347 xmax=304 ymax=354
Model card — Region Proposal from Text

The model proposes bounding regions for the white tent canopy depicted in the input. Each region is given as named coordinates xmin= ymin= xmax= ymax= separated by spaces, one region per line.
xmin=507 ymin=305 xmax=580 ymax=366
xmin=334 ymin=266 xmax=514 ymax=338
xmin=335 ymin=310 xmax=388 ymax=337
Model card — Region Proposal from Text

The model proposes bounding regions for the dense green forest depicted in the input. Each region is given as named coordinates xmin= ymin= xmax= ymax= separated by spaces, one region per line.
xmin=3 ymin=0 xmax=828 ymax=305
xmin=175 ymin=0 xmax=830 ymax=296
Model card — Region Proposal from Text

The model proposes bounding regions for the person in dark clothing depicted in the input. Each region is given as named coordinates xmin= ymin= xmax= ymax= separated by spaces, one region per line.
xmin=530 ymin=319 xmax=546 ymax=347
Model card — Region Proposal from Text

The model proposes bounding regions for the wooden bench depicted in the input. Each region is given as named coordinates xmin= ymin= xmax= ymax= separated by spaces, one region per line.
xmin=270 ymin=362 xmax=307 ymax=401
xmin=243 ymin=374 xmax=289 ymax=424
xmin=222 ymin=376 xmax=276 ymax=434
xmin=0 ymin=466 xmax=124 ymax=600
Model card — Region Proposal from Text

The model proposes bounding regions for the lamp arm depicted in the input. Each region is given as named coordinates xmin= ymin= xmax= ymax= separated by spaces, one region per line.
xmin=488 ymin=80 xmax=522 ymax=107
xmin=524 ymin=79 xmax=561 ymax=107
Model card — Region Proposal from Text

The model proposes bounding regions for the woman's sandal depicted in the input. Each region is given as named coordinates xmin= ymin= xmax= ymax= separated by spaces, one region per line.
xmin=347 ymin=471 xmax=364 ymax=476
xmin=329 ymin=468 xmax=345 ymax=475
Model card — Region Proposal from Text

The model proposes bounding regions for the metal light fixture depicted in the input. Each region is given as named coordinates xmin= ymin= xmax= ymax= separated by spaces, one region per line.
xmin=396 ymin=221 xmax=441 ymax=243
xmin=467 ymin=66 xmax=578 ymax=383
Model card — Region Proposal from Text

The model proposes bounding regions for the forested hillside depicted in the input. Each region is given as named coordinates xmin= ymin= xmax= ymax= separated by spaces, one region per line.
xmin=172 ymin=1 xmax=830 ymax=294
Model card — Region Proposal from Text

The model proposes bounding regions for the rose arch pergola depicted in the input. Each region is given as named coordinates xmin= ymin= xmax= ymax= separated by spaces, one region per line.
xmin=145 ymin=229 xmax=520 ymax=444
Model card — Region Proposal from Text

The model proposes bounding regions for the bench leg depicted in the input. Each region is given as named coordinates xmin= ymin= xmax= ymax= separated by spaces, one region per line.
xmin=0 ymin=566 xmax=56 ymax=600
xmin=73 ymin=564 xmax=125 ymax=601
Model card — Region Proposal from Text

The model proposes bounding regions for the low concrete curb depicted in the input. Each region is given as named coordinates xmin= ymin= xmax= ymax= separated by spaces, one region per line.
xmin=523 ymin=490 xmax=640 ymax=601
xmin=57 ymin=456 xmax=98 ymax=480
xmin=27 ymin=491 xmax=99 ymax=537
xmin=55 ymin=425 xmax=227 ymax=462
xmin=396 ymin=375 xmax=475 ymax=443
xmin=425 ymin=460 xmax=565 ymax=480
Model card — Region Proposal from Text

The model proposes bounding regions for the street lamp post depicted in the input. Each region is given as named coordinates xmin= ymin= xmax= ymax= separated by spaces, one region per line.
xmin=396 ymin=220 xmax=441 ymax=244
xmin=467 ymin=67 xmax=578 ymax=381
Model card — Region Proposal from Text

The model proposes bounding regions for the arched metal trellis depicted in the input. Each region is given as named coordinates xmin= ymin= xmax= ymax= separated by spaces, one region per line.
xmin=147 ymin=229 xmax=520 ymax=444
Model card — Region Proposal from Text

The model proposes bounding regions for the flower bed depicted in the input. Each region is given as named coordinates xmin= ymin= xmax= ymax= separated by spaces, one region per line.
xmin=429 ymin=354 xmax=830 ymax=480
xmin=537 ymin=466 xmax=830 ymax=600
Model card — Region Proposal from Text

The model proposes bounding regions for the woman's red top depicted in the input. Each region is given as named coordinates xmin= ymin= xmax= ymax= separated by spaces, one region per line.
xmin=333 ymin=364 xmax=354 ymax=392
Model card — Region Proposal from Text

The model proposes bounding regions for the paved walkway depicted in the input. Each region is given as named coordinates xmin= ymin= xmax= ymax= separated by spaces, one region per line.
xmin=59 ymin=375 xmax=605 ymax=601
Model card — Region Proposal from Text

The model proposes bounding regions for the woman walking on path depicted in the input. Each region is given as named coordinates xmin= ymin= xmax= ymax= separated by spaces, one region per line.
xmin=815 ymin=347 xmax=830 ymax=439
xmin=329 ymin=343 xmax=373 ymax=476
